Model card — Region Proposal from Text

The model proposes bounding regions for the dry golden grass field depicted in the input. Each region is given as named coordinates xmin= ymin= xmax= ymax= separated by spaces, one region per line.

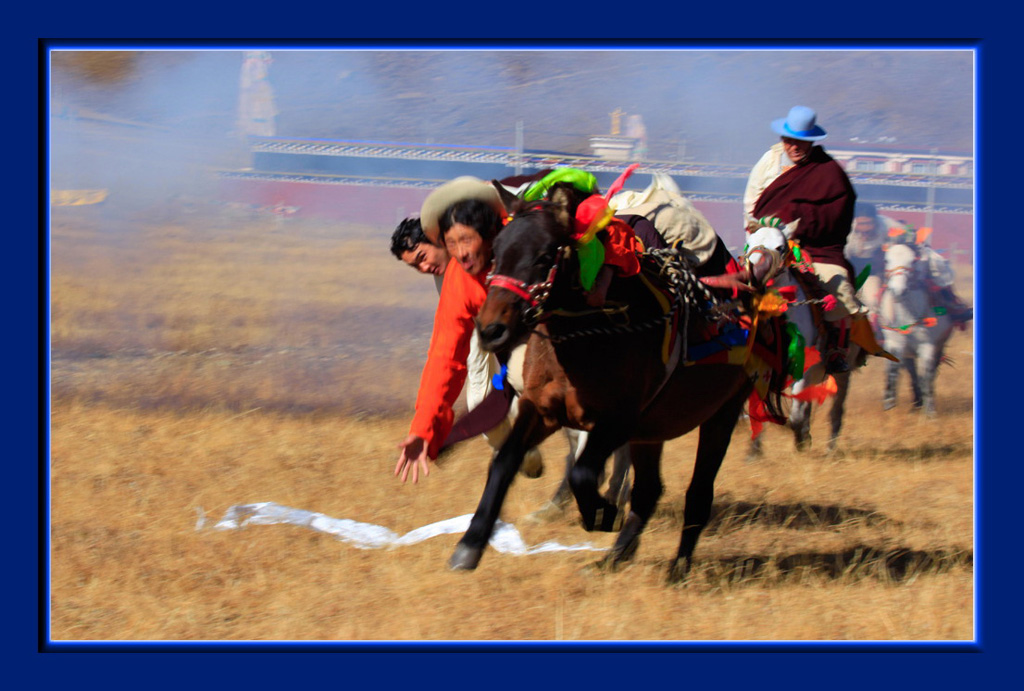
xmin=48 ymin=204 xmax=975 ymax=643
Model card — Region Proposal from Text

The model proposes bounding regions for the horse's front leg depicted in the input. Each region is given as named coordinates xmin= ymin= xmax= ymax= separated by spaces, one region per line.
xmin=917 ymin=340 xmax=939 ymax=417
xmin=906 ymin=353 xmax=923 ymax=409
xmin=601 ymin=442 xmax=661 ymax=569
xmin=789 ymin=398 xmax=812 ymax=451
xmin=569 ymin=425 xmax=630 ymax=533
xmin=669 ymin=389 xmax=747 ymax=583
xmin=883 ymin=359 xmax=901 ymax=410
xmin=449 ymin=399 xmax=550 ymax=571
xmin=827 ymin=370 xmax=852 ymax=454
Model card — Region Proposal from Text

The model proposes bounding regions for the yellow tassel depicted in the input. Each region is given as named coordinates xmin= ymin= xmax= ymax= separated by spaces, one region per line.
xmin=755 ymin=290 xmax=790 ymax=318
xmin=577 ymin=205 xmax=614 ymax=245
xmin=850 ymin=317 xmax=899 ymax=362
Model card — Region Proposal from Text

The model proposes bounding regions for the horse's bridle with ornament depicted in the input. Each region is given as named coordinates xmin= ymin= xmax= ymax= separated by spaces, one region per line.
xmin=486 ymin=247 xmax=569 ymax=325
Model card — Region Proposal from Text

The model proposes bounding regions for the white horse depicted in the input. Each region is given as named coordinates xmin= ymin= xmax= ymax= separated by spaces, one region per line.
xmin=878 ymin=242 xmax=955 ymax=417
xmin=743 ymin=223 xmax=860 ymax=455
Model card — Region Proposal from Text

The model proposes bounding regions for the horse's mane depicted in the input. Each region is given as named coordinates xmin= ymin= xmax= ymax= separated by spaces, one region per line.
xmin=545 ymin=181 xmax=594 ymax=217
xmin=494 ymin=177 xmax=593 ymax=240
xmin=499 ymin=198 xmax=573 ymax=246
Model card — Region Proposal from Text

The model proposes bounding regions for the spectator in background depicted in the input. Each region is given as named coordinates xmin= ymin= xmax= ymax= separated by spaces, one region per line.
xmin=845 ymin=201 xmax=895 ymax=318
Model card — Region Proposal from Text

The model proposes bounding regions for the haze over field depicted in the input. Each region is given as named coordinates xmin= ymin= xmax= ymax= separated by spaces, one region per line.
xmin=49 ymin=47 xmax=974 ymax=203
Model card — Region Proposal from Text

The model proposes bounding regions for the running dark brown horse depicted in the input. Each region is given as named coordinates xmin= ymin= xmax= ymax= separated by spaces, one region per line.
xmin=447 ymin=190 xmax=784 ymax=583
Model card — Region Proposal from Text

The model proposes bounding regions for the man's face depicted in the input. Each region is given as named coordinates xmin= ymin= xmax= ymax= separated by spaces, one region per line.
xmin=400 ymin=242 xmax=450 ymax=276
xmin=781 ymin=136 xmax=814 ymax=164
xmin=444 ymin=222 xmax=493 ymax=277
xmin=853 ymin=216 xmax=878 ymax=239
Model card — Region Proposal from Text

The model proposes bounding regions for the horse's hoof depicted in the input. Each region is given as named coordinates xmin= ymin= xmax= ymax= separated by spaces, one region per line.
xmin=667 ymin=559 xmax=692 ymax=585
xmin=795 ymin=434 xmax=812 ymax=452
xmin=610 ymin=536 xmax=641 ymax=565
xmin=448 ymin=543 xmax=484 ymax=571
xmin=522 ymin=501 xmax=566 ymax=525
xmin=591 ymin=555 xmax=618 ymax=573
xmin=883 ymin=398 xmax=896 ymax=411
xmin=518 ymin=448 xmax=544 ymax=478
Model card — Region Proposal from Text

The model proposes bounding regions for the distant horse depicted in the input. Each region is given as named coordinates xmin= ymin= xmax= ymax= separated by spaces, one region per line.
xmin=742 ymin=224 xmax=860 ymax=455
xmin=447 ymin=192 xmax=787 ymax=582
xmin=878 ymin=242 xmax=955 ymax=417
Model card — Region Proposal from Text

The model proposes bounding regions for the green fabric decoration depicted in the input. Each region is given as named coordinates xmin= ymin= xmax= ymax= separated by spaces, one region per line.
xmin=785 ymin=321 xmax=805 ymax=379
xmin=855 ymin=264 xmax=871 ymax=291
xmin=577 ymin=237 xmax=605 ymax=291
xmin=791 ymin=244 xmax=803 ymax=263
xmin=522 ymin=168 xmax=598 ymax=202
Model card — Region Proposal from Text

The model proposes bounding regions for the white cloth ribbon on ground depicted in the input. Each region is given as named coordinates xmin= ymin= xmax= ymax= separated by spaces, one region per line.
xmin=203 ymin=502 xmax=606 ymax=556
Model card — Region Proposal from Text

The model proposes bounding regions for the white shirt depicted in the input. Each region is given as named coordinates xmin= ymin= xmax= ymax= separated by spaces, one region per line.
xmin=743 ymin=142 xmax=795 ymax=230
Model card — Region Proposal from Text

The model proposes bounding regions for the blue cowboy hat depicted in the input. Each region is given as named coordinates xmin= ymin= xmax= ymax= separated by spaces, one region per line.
xmin=771 ymin=105 xmax=828 ymax=142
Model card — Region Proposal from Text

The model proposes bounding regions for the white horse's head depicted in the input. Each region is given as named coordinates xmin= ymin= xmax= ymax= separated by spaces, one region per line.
xmin=744 ymin=222 xmax=794 ymax=287
xmin=884 ymin=243 xmax=925 ymax=297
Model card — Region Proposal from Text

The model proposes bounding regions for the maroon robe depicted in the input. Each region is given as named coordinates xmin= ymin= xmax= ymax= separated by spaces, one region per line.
xmin=752 ymin=146 xmax=857 ymax=275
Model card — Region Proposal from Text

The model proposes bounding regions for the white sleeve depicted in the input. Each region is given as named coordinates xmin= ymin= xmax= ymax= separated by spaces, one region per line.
xmin=743 ymin=146 xmax=780 ymax=230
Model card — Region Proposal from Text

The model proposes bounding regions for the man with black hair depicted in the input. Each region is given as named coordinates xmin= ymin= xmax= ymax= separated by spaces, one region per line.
xmin=389 ymin=216 xmax=450 ymax=291
xmin=388 ymin=202 xmax=544 ymax=483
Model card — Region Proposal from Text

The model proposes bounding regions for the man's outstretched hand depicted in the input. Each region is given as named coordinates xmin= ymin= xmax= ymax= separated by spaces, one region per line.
xmin=395 ymin=434 xmax=430 ymax=484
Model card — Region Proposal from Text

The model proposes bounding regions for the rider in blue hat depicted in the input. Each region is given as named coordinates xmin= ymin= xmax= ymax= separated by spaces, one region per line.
xmin=745 ymin=105 xmax=867 ymax=374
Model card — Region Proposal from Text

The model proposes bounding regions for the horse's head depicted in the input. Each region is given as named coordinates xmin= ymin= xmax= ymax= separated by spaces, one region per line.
xmin=743 ymin=223 xmax=792 ymax=289
xmin=476 ymin=195 xmax=574 ymax=356
xmin=884 ymin=242 xmax=923 ymax=297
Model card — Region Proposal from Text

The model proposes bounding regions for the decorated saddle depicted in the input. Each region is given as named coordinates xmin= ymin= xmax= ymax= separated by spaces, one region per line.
xmin=634 ymin=247 xmax=792 ymax=429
